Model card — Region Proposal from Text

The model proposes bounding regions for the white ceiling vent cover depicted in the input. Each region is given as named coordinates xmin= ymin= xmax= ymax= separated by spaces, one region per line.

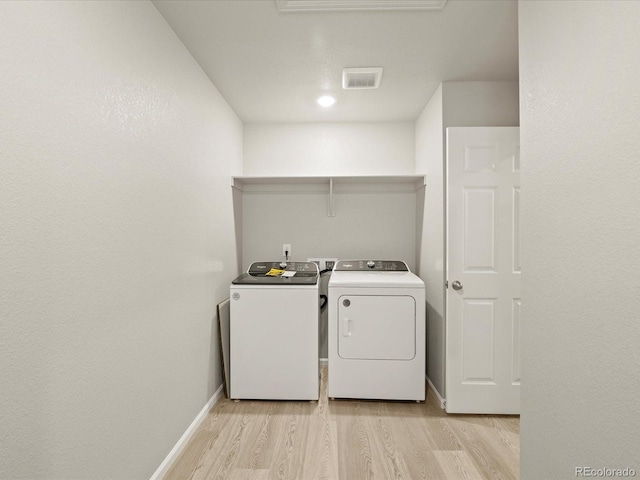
xmin=342 ymin=67 xmax=384 ymax=89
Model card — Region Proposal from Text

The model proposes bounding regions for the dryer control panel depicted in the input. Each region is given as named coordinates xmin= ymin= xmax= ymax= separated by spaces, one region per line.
xmin=334 ymin=260 xmax=409 ymax=272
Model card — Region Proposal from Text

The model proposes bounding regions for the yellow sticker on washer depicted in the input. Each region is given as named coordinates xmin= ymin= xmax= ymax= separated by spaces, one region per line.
xmin=265 ymin=268 xmax=286 ymax=276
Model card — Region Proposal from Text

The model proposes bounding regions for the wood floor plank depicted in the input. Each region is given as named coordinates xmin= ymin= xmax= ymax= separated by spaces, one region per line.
xmin=434 ymin=450 xmax=485 ymax=480
xmin=299 ymin=418 xmax=339 ymax=480
xmin=163 ymin=367 xmax=520 ymax=480
xmin=335 ymin=401 xmax=375 ymax=480
xmin=385 ymin=402 xmax=448 ymax=479
xmin=422 ymin=417 xmax=465 ymax=451
xmin=228 ymin=468 xmax=270 ymax=480
xmin=267 ymin=400 xmax=317 ymax=480
xmin=317 ymin=367 xmax=330 ymax=422
xmin=202 ymin=401 xmax=267 ymax=480
xmin=363 ymin=401 xmax=414 ymax=480
xmin=164 ymin=399 xmax=245 ymax=480
xmin=484 ymin=417 xmax=520 ymax=459
xmin=495 ymin=415 xmax=520 ymax=435
xmin=446 ymin=416 xmax=517 ymax=480
xmin=234 ymin=401 xmax=287 ymax=470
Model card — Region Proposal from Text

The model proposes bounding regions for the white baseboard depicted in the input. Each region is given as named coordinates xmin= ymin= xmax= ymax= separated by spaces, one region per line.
xmin=320 ymin=357 xmax=328 ymax=366
xmin=426 ymin=375 xmax=446 ymax=409
xmin=150 ymin=383 xmax=225 ymax=480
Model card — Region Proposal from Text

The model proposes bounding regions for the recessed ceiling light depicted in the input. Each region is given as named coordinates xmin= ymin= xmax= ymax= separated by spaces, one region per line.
xmin=317 ymin=95 xmax=336 ymax=107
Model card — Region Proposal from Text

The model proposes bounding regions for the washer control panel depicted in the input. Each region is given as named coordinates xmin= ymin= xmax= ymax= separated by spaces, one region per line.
xmin=248 ymin=261 xmax=319 ymax=277
xmin=334 ymin=260 xmax=409 ymax=272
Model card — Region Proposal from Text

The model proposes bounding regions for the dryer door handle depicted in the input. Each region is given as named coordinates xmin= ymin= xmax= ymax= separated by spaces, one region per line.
xmin=342 ymin=317 xmax=351 ymax=337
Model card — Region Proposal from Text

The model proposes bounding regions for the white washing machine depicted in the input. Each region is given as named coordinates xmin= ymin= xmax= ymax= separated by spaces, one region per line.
xmin=328 ymin=260 xmax=425 ymax=401
xmin=230 ymin=261 xmax=319 ymax=400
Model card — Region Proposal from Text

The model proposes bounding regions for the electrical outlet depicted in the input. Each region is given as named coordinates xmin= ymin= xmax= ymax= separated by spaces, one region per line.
xmin=282 ymin=244 xmax=291 ymax=257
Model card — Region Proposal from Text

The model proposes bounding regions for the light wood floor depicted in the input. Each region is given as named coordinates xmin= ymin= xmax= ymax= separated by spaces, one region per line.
xmin=164 ymin=367 xmax=519 ymax=480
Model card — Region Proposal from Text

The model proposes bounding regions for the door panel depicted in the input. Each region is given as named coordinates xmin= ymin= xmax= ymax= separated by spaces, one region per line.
xmin=464 ymin=144 xmax=498 ymax=172
xmin=512 ymin=144 xmax=521 ymax=172
xmin=338 ymin=295 xmax=415 ymax=360
xmin=464 ymin=188 xmax=497 ymax=272
xmin=462 ymin=298 xmax=496 ymax=383
xmin=446 ymin=126 xmax=520 ymax=414
xmin=512 ymin=298 xmax=522 ymax=385
xmin=513 ymin=187 xmax=521 ymax=273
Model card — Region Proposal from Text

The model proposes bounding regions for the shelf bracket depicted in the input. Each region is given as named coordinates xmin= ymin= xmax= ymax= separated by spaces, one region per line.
xmin=328 ymin=177 xmax=335 ymax=217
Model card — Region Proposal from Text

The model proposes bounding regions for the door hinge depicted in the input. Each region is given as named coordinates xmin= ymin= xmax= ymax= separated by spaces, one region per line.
xmin=445 ymin=280 xmax=448 ymax=289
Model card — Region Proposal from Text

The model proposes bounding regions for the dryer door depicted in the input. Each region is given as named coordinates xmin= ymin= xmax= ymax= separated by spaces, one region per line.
xmin=338 ymin=295 xmax=415 ymax=360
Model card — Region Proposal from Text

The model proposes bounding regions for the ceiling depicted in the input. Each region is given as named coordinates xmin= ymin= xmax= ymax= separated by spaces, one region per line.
xmin=152 ymin=0 xmax=519 ymax=124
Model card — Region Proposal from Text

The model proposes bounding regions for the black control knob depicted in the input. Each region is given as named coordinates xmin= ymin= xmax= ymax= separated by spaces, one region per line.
xmin=367 ymin=260 xmax=375 ymax=269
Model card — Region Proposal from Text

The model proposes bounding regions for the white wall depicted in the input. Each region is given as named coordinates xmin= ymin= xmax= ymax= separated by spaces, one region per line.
xmin=243 ymin=123 xmax=415 ymax=176
xmin=415 ymin=81 xmax=519 ymax=397
xmin=241 ymin=188 xmax=417 ymax=272
xmin=0 ymin=2 xmax=242 ymax=479
xmin=442 ymin=81 xmax=520 ymax=128
xmin=415 ymin=85 xmax=445 ymax=392
xmin=519 ymin=2 xmax=640 ymax=478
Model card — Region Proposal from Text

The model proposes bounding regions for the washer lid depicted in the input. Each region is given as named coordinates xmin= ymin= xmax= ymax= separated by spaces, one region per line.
xmin=232 ymin=261 xmax=319 ymax=285
xmin=329 ymin=270 xmax=424 ymax=288
xmin=232 ymin=273 xmax=318 ymax=285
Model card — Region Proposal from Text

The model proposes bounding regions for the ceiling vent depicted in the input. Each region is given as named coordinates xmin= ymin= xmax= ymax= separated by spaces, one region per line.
xmin=342 ymin=67 xmax=384 ymax=89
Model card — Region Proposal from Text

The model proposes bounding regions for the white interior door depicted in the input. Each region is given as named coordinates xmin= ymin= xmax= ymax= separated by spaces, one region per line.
xmin=446 ymin=127 xmax=520 ymax=414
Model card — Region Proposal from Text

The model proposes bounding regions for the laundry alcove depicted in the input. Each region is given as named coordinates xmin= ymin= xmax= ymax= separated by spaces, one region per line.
xmin=231 ymin=174 xmax=426 ymax=359
xmin=232 ymin=175 xmax=426 ymax=273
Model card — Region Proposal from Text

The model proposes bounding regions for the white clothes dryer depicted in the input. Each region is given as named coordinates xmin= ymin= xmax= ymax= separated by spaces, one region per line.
xmin=328 ymin=260 xmax=425 ymax=401
xmin=230 ymin=261 xmax=319 ymax=400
